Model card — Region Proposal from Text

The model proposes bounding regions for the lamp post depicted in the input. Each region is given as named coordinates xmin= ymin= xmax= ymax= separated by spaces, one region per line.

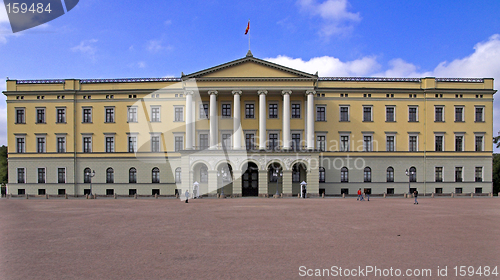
xmin=217 ymin=168 xmax=228 ymax=196
xmin=87 ymin=170 xmax=95 ymax=196
xmin=273 ymin=169 xmax=283 ymax=197
xmin=405 ymin=168 xmax=414 ymax=195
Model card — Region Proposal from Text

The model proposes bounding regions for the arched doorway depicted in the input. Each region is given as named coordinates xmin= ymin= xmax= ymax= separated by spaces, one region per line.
xmin=242 ymin=162 xmax=258 ymax=197
xmin=268 ymin=162 xmax=283 ymax=196
xmin=292 ymin=162 xmax=307 ymax=195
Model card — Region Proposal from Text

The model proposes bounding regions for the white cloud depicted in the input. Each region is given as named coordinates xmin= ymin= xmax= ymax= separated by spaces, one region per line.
xmin=298 ymin=0 xmax=361 ymax=37
xmin=128 ymin=61 xmax=146 ymax=69
xmin=146 ymin=39 xmax=172 ymax=53
xmin=71 ymin=39 xmax=98 ymax=61
xmin=0 ymin=2 xmax=13 ymax=44
xmin=266 ymin=55 xmax=379 ymax=76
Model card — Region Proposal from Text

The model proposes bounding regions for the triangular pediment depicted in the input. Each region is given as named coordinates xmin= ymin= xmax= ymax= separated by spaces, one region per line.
xmin=183 ymin=55 xmax=317 ymax=80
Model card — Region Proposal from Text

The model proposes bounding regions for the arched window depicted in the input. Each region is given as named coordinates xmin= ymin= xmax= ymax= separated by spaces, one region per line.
xmin=106 ymin=167 xmax=114 ymax=183
xmin=152 ymin=167 xmax=160 ymax=183
xmin=364 ymin=167 xmax=372 ymax=182
xmin=387 ymin=167 xmax=394 ymax=182
xmin=341 ymin=167 xmax=348 ymax=183
xmin=129 ymin=168 xmax=137 ymax=183
xmin=84 ymin=167 xmax=91 ymax=183
xmin=175 ymin=168 xmax=181 ymax=183
xmin=319 ymin=167 xmax=325 ymax=183
xmin=200 ymin=166 xmax=208 ymax=183
xmin=410 ymin=166 xmax=417 ymax=182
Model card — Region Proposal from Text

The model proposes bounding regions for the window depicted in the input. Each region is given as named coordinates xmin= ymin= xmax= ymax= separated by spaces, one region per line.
xmin=56 ymin=108 xmax=66 ymax=123
xmin=408 ymin=106 xmax=418 ymax=122
xmin=387 ymin=188 xmax=394 ymax=194
xmin=363 ymin=106 xmax=372 ymax=122
xmin=105 ymin=136 xmax=114 ymax=153
xmin=128 ymin=136 xmax=137 ymax=153
xmin=316 ymin=106 xmax=326 ymax=121
xmin=475 ymin=135 xmax=483 ymax=152
xmin=37 ymin=137 xmax=46 ymax=153
xmin=58 ymin=168 xmax=66 ymax=184
xmin=435 ymin=188 xmax=443 ymax=194
xmin=16 ymin=108 xmax=25 ymax=124
xmin=57 ymin=137 xmax=66 ymax=153
xmin=37 ymin=168 xmax=45 ymax=184
xmin=200 ymin=134 xmax=209 ymax=150
xmin=222 ymin=104 xmax=231 ymax=118
xmin=245 ymin=104 xmax=254 ymax=119
xmin=455 ymin=106 xmax=464 ymax=122
xmin=364 ymin=167 xmax=371 ymax=182
xmin=151 ymin=136 xmax=160 ymax=152
xmin=152 ymin=167 xmax=160 ymax=183
xmin=200 ymin=103 xmax=209 ymax=119
xmin=292 ymin=165 xmax=300 ymax=182
xmin=83 ymin=136 xmax=92 ymax=153
xmin=386 ymin=106 xmax=395 ymax=122
xmin=222 ymin=134 xmax=231 ymax=149
xmin=319 ymin=167 xmax=325 ymax=183
xmin=105 ymin=107 xmax=114 ymax=123
xmin=292 ymin=134 xmax=301 ymax=150
xmin=106 ymin=189 xmax=114 ymax=195
xmin=129 ymin=168 xmax=137 ymax=183
xmin=174 ymin=136 xmax=183 ymax=152
xmin=387 ymin=167 xmax=394 ymax=182
xmin=455 ymin=188 xmax=463 ymax=194
xmin=363 ymin=135 xmax=372 ymax=152
xmin=106 ymin=168 xmax=114 ymax=183
xmin=386 ymin=135 xmax=395 ymax=152
xmin=268 ymin=133 xmax=278 ymax=150
xmin=435 ymin=106 xmax=444 ymax=122
xmin=127 ymin=107 xmax=137 ymax=122
xmin=16 ymin=137 xmax=25 ymax=153
xmin=151 ymin=107 xmax=160 ymax=122
xmin=340 ymin=135 xmax=349 ymax=152
xmin=82 ymin=108 xmax=92 ymax=123
xmin=17 ymin=168 xmax=25 ymax=183
xmin=317 ymin=135 xmax=326 ymax=152
xmin=245 ymin=133 xmax=255 ymax=150
xmin=475 ymin=107 xmax=484 ymax=122
xmin=36 ymin=108 xmax=45 ymax=123
xmin=475 ymin=167 xmax=483 ymax=182
xmin=435 ymin=135 xmax=443 ymax=152
xmin=455 ymin=135 xmax=463 ymax=152
xmin=409 ymin=135 xmax=418 ymax=152
xmin=340 ymin=106 xmax=349 ymax=121
xmin=340 ymin=167 xmax=348 ymax=183
xmin=84 ymin=168 xmax=91 ymax=183
xmin=455 ymin=167 xmax=463 ymax=182
xmin=175 ymin=168 xmax=182 ymax=183
xmin=174 ymin=107 xmax=183 ymax=122
xmin=435 ymin=167 xmax=443 ymax=182
xmin=38 ymin=189 xmax=46 ymax=195
xmin=409 ymin=167 xmax=416 ymax=182
xmin=269 ymin=104 xmax=278 ymax=118
xmin=291 ymin=104 xmax=301 ymax=118
xmin=58 ymin=189 xmax=66 ymax=195
xmin=200 ymin=166 xmax=208 ymax=183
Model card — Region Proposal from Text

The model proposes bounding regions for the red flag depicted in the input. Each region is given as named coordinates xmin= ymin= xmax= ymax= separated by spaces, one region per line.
xmin=245 ymin=21 xmax=250 ymax=35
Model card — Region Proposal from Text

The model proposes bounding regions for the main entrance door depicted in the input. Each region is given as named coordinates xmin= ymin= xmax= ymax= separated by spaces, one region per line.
xmin=242 ymin=162 xmax=258 ymax=197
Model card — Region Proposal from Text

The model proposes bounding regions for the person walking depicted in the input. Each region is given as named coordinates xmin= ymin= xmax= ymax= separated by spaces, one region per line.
xmin=365 ymin=189 xmax=370 ymax=201
xmin=357 ymin=188 xmax=364 ymax=201
xmin=185 ymin=189 xmax=189 ymax=203
xmin=414 ymin=190 xmax=418 ymax=204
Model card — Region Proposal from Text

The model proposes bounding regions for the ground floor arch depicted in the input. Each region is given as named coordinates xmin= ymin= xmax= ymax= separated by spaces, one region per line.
xmin=241 ymin=161 xmax=259 ymax=197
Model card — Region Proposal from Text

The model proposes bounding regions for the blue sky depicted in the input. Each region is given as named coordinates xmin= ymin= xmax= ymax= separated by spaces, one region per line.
xmin=0 ymin=0 xmax=499 ymax=151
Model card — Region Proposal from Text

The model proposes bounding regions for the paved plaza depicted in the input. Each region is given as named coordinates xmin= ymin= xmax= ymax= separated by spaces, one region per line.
xmin=0 ymin=196 xmax=499 ymax=279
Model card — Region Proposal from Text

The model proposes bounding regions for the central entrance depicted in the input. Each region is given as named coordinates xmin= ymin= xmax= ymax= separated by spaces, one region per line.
xmin=242 ymin=162 xmax=259 ymax=197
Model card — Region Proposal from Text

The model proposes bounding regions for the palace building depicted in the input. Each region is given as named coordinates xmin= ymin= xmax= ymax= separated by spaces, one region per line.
xmin=3 ymin=52 xmax=496 ymax=197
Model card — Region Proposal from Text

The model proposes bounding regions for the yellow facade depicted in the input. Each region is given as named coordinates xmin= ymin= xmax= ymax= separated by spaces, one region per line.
xmin=3 ymin=54 xmax=496 ymax=197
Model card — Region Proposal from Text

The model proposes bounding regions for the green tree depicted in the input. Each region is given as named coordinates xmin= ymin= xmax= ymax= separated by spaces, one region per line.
xmin=0 ymin=145 xmax=7 ymax=185
xmin=495 ymin=132 xmax=500 ymax=149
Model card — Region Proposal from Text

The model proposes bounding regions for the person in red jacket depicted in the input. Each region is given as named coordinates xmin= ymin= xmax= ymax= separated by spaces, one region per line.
xmin=357 ymin=188 xmax=364 ymax=201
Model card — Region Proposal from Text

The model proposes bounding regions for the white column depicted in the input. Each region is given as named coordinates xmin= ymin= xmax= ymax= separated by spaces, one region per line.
xmin=258 ymin=90 xmax=268 ymax=150
xmin=192 ymin=98 xmax=196 ymax=148
xmin=306 ymin=90 xmax=315 ymax=150
xmin=232 ymin=90 xmax=242 ymax=150
xmin=208 ymin=90 xmax=218 ymax=149
xmin=282 ymin=90 xmax=292 ymax=150
xmin=185 ymin=91 xmax=193 ymax=150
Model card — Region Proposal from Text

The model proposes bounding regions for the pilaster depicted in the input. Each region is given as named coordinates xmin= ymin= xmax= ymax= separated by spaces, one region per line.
xmin=282 ymin=170 xmax=293 ymax=196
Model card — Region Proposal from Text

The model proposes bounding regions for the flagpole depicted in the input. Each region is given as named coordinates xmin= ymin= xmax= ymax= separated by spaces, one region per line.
xmin=248 ymin=20 xmax=251 ymax=51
